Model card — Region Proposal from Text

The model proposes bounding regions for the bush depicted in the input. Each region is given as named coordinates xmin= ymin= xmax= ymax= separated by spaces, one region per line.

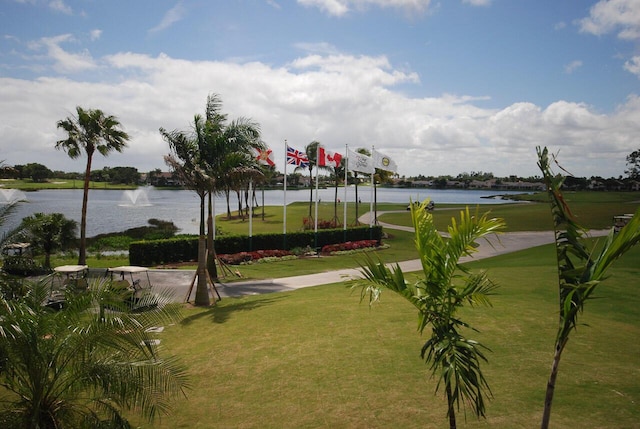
xmin=129 ymin=226 xmax=383 ymax=266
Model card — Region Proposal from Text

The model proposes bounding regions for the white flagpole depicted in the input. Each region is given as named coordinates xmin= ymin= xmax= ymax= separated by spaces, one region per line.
xmin=249 ymin=179 xmax=253 ymax=240
xmin=370 ymin=145 xmax=375 ymax=227
xmin=283 ymin=140 xmax=287 ymax=235
xmin=343 ymin=144 xmax=348 ymax=231
xmin=314 ymin=145 xmax=319 ymax=234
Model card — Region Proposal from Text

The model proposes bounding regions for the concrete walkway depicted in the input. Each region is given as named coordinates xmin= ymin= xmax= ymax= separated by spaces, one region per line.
xmin=147 ymin=210 xmax=611 ymax=303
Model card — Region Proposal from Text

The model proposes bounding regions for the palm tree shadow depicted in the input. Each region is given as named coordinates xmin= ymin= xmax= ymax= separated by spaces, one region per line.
xmin=181 ymin=295 xmax=286 ymax=325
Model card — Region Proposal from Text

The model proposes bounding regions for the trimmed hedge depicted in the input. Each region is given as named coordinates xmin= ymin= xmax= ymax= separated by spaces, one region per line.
xmin=129 ymin=226 xmax=383 ymax=266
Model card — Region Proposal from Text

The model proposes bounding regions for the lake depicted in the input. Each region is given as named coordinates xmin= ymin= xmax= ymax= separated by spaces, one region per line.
xmin=1 ymin=186 xmax=524 ymax=236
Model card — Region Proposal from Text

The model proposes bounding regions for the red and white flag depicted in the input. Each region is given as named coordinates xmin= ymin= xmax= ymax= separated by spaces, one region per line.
xmin=318 ymin=146 xmax=343 ymax=168
xmin=253 ymin=147 xmax=275 ymax=166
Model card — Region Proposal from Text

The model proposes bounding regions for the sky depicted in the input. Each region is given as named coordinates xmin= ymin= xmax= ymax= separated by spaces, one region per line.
xmin=1 ymin=0 xmax=639 ymax=179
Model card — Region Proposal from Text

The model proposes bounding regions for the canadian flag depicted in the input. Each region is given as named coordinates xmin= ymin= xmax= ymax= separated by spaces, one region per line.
xmin=318 ymin=146 xmax=343 ymax=168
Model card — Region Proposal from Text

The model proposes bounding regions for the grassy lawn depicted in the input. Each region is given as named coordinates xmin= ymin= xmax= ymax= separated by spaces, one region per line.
xmin=0 ymin=178 xmax=136 ymax=190
xmin=126 ymin=243 xmax=640 ymax=428
xmin=380 ymin=191 xmax=640 ymax=231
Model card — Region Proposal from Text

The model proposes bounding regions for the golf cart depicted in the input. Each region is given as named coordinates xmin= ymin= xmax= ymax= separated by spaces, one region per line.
xmin=46 ymin=264 xmax=89 ymax=310
xmin=106 ymin=266 xmax=156 ymax=311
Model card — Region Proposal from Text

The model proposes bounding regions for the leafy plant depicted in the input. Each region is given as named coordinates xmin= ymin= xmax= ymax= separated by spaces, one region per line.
xmin=355 ymin=201 xmax=505 ymax=429
xmin=537 ymin=146 xmax=640 ymax=428
xmin=0 ymin=277 xmax=190 ymax=428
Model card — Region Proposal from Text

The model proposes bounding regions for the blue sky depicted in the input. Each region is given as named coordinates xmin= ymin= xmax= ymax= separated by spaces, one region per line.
xmin=1 ymin=0 xmax=639 ymax=178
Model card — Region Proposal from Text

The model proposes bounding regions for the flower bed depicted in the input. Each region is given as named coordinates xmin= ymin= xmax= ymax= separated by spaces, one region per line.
xmin=320 ymin=240 xmax=379 ymax=255
xmin=217 ymin=240 xmax=382 ymax=265
xmin=218 ymin=249 xmax=293 ymax=265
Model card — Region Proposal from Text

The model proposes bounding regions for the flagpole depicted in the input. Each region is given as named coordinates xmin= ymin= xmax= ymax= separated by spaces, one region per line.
xmin=370 ymin=145 xmax=375 ymax=228
xmin=248 ymin=179 xmax=253 ymax=250
xmin=343 ymin=144 xmax=348 ymax=232
xmin=314 ymin=145 xmax=319 ymax=234
xmin=283 ymin=140 xmax=287 ymax=237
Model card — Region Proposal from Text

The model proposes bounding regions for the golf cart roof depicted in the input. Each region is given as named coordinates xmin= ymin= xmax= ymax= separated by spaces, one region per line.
xmin=53 ymin=265 xmax=89 ymax=273
xmin=108 ymin=266 xmax=149 ymax=274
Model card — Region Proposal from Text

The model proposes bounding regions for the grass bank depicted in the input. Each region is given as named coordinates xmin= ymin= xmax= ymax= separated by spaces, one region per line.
xmin=127 ymin=243 xmax=640 ymax=428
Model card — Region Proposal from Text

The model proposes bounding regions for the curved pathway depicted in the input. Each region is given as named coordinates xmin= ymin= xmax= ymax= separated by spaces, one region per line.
xmin=149 ymin=211 xmax=609 ymax=302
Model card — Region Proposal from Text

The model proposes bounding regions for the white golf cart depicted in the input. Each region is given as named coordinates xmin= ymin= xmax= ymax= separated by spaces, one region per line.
xmin=46 ymin=264 xmax=89 ymax=309
xmin=106 ymin=266 xmax=156 ymax=311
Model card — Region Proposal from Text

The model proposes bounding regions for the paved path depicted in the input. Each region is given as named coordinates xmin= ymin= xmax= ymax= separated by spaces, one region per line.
xmin=147 ymin=211 xmax=610 ymax=303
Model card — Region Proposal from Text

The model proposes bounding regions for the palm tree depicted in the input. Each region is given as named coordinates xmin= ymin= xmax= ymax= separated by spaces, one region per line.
xmin=537 ymin=147 xmax=640 ymax=429
xmin=200 ymin=94 xmax=264 ymax=275
xmin=161 ymin=117 xmax=213 ymax=306
xmin=355 ymin=201 xmax=505 ymax=429
xmin=0 ymin=277 xmax=189 ymax=428
xmin=56 ymin=107 xmax=129 ymax=265
xmin=19 ymin=212 xmax=77 ymax=270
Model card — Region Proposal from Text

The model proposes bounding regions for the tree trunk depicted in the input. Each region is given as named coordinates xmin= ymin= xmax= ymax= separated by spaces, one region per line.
xmin=78 ymin=152 xmax=93 ymax=265
xmin=206 ymin=192 xmax=218 ymax=281
xmin=446 ymin=383 xmax=457 ymax=429
xmin=194 ymin=193 xmax=210 ymax=306
xmin=541 ymin=338 xmax=568 ymax=429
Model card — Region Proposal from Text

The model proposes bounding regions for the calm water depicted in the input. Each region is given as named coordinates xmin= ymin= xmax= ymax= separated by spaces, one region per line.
xmin=1 ymin=186 xmax=523 ymax=236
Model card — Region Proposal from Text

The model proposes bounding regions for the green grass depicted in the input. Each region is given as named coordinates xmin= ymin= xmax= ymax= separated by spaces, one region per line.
xmin=379 ymin=192 xmax=640 ymax=231
xmin=1 ymin=178 xmax=136 ymax=190
xmin=126 ymin=244 xmax=640 ymax=428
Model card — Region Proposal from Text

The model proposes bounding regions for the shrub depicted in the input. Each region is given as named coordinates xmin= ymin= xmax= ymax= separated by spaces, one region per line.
xmin=320 ymin=240 xmax=379 ymax=255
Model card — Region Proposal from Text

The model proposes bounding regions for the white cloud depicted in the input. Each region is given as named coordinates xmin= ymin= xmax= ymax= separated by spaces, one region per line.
xmin=89 ymin=29 xmax=102 ymax=41
xmin=28 ymin=34 xmax=97 ymax=73
xmin=297 ymin=0 xmax=432 ymax=17
xmin=462 ymin=0 xmax=492 ymax=6
xmin=1 ymin=51 xmax=638 ymax=178
xmin=49 ymin=0 xmax=72 ymax=15
xmin=578 ymin=0 xmax=640 ymax=40
xmin=148 ymin=2 xmax=187 ymax=33
xmin=624 ymin=55 xmax=640 ymax=77
xmin=564 ymin=60 xmax=583 ymax=74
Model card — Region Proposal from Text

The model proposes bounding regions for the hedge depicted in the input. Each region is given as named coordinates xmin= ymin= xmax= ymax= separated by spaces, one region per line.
xmin=129 ymin=225 xmax=383 ymax=266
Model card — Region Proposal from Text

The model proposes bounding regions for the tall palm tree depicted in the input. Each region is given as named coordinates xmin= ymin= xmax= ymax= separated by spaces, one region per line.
xmin=200 ymin=95 xmax=264 ymax=275
xmin=355 ymin=201 xmax=505 ymax=429
xmin=537 ymin=147 xmax=640 ymax=429
xmin=161 ymin=118 xmax=213 ymax=306
xmin=56 ymin=107 xmax=129 ymax=265
xmin=19 ymin=212 xmax=77 ymax=270
xmin=0 ymin=277 xmax=189 ymax=428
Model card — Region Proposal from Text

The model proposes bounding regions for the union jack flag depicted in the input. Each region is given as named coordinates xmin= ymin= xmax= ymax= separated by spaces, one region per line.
xmin=286 ymin=145 xmax=310 ymax=167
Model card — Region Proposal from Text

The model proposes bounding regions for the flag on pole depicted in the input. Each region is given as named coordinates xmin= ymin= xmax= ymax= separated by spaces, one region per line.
xmin=372 ymin=149 xmax=397 ymax=173
xmin=286 ymin=145 xmax=310 ymax=167
xmin=318 ymin=146 xmax=343 ymax=167
xmin=347 ymin=148 xmax=374 ymax=174
xmin=253 ymin=147 xmax=275 ymax=166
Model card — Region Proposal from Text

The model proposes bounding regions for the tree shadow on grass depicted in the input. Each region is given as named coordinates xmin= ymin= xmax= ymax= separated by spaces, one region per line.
xmin=181 ymin=294 xmax=287 ymax=325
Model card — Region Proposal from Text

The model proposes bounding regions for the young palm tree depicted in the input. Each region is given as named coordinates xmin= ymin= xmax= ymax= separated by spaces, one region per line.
xmin=0 ymin=277 xmax=189 ymax=428
xmin=356 ymin=201 xmax=505 ymax=429
xmin=56 ymin=107 xmax=129 ymax=265
xmin=537 ymin=147 xmax=640 ymax=429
